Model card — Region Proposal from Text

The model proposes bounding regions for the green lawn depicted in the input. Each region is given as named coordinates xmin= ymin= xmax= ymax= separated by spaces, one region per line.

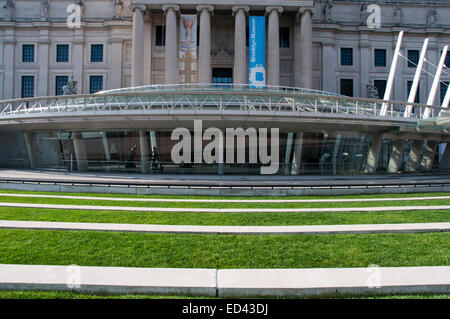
xmin=0 ymin=229 xmax=448 ymax=269
xmin=0 ymin=207 xmax=448 ymax=226
xmin=0 ymin=290 xmax=448 ymax=299
xmin=0 ymin=194 xmax=448 ymax=209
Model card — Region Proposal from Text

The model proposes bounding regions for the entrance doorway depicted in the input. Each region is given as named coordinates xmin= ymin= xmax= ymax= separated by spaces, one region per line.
xmin=212 ymin=68 xmax=233 ymax=85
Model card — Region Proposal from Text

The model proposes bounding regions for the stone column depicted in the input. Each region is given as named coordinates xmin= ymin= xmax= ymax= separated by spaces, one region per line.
xmin=322 ymin=42 xmax=337 ymax=93
xmin=232 ymin=6 xmax=249 ymax=85
xmin=364 ymin=135 xmax=382 ymax=174
xmin=72 ymin=28 xmax=85 ymax=93
xmin=3 ymin=28 xmax=15 ymax=99
xmin=387 ymin=139 xmax=405 ymax=173
xmin=72 ymin=132 xmax=88 ymax=172
xmin=293 ymin=16 xmax=302 ymax=88
xmin=421 ymin=141 xmax=438 ymax=171
xmin=266 ymin=7 xmax=283 ymax=86
xmin=109 ymin=39 xmax=123 ymax=89
xmin=405 ymin=140 xmax=423 ymax=172
xmin=300 ymin=7 xmax=314 ymax=89
xmin=197 ymin=5 xmax=214 ymax=84
xmin=37 ymin=25 xmax=50 ymax=97
xmin=162 ymin=5 xmax=179 ymax=84
xmin=131 ymin=5 xmax=146 ymax=87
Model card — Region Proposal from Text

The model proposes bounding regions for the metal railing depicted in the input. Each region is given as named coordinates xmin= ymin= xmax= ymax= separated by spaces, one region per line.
xmin=0 ymin=84 xmax=446 ymax=121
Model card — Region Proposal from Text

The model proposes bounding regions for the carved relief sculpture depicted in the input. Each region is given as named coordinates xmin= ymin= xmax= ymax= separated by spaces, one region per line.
xmin=3 ymin=0 xmax=15 ymax=22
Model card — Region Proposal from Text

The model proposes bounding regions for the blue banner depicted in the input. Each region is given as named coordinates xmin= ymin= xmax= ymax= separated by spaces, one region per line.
xmin=249 ymin=16 xmax=266 ymax=88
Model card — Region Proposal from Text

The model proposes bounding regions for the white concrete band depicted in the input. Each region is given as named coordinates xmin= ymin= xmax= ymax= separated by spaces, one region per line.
xmin=0 ymin=220 xmax=449 ymax=235
xmin=0 ymin=264 xmax=449 ymax=297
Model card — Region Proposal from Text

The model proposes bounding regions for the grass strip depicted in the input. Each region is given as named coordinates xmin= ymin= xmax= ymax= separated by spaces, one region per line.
xmin=0 ymin=229 xmax=448 ymax=269
xmin=0 ymin=195 xmax=448 ymax=209
xmin=0 ymin=290 xmax=449 ymax=299
xmin=0 ymin=189 xmax=449 ymax=201
xmin=0 ymin=207 xmax=448 ymax=226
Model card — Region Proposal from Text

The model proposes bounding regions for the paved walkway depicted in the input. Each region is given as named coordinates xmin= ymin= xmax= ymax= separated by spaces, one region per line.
xmin=0 ymin=202 xmax=449 ymax=213
xmin=1 ymin=193 xmax=449 ymax=203
xmin=0 ymin=264 xmax=448 ymax=297
xmin=1 ymin=169 xmax=449 ymax=186
xmin=1 ymin=220 xmax=448 ymax=235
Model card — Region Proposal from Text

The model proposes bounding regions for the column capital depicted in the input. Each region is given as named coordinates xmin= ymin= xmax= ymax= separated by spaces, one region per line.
xmin=129 ymin=4 xmax=146 ymax=13
xmin=299 ymin=7 xmax=315 ymax=16
xmin=266 ymin=6 xmax=284 ymax=14
xmin=196 ymin=5 xmax=214 ymax=13
xmin=232 ymin=6 xmax=250 ymax=15
xmin=162 ymin=4 xmax=180 ymax=13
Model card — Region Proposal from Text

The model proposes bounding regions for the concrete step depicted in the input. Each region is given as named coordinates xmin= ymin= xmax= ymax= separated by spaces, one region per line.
xmin=0 ymin=220 xmax=449 ymax=235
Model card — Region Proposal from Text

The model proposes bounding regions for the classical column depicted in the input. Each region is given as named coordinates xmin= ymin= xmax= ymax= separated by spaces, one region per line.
xmin=3 ymin=28 xmax=15 ymax=99
xmin=387 ymin=139 xmax=405 ymax=173
xmin=266 ymin=7 xmax=283 ymax=86
xmin=72 ymin=28 xmax=84 ymax=93
xmin=322 ymin=42 xmax=337 ymax=93
xmin=232 ymin=6 xmax=249 ymax=85
xmin=364 ymin=135 xmax=382 ymax=174
xmin=163 ymin=5 xmax=179 ymax=84
xmin=405 ymin=140 xmax=423 ymax=172
xmin=110 ymin=39 xmax=123 ymax=89
xmin=420 ymin=141 xmax=438 ymax=171
xmin=293 ymin=16 xmax=302 ymax=88
xmin=131 ymin=5 xmax=145 ymax=87
xmin=37 ymin=26 xmax=50 ymax=97
xmin=197 ymin=5 xmax=214 ymax=84
xmin=299 ymin=7 xmax=314 ymax=89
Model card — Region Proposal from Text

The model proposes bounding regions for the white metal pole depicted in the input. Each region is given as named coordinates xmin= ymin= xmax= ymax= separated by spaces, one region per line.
xmin=381 ymin=31 xmax=404 ymax=116
xmin=439 ymin=84 xmax=450 ymax=117
xmin=404 ymin=38 xmax=429 ymax=117
xmin=423 ymin=45 xmax=448 ymax=119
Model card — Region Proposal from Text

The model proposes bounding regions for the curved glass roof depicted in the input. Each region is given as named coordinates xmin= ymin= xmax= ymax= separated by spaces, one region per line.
xmin=97 ymin=84 xmax=345 ymax=97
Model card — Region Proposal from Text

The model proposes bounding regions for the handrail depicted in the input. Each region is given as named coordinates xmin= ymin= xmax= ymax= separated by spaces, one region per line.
xmin=0 ymin=84 xmax=446 ymax=112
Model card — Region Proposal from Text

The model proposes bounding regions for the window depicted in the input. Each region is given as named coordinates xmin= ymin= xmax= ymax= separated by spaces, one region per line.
xmin=341 ymin=48 xmax=353 ymax=66
xmin=407 ymin=50 xmax=419 ymax=68
xmin=279 ymin=27 xmax=289 ymax=48
xmin=55 ymin=76 xmax=69 ymax=96
xmin=21 ymin=76 xmax=34 ymax=98
xmin=89 ymin=76 xmax=103 ymax=94
xmin=340 ymin=79 xmax=353 ymax=97
xmin=374 ymin=80 xmax=387 ymax=98
xmin=212 ymin=68 xmax=233 ymax=85
xmin=90 ymin=44 xmax=104 ymax=62
xmin=374 ymin=49 xmax=386 ymax=67
xmin=407 ymin=80 xmax=420 ymax=103
xmin=440 ymin=82 xmax=449 ymax=106
xmin=156 ymin=26 xmax=166 ymax=46
xmin=56 ymin=45 xmax=69 ymax=63
xmin=22 ymin=45 xmax=35 ymax=63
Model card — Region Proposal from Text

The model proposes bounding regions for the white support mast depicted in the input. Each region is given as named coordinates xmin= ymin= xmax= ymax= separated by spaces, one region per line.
xmin=439 ymin=84 xmax=450 ymax=116
xmin=423 ymin=45 xmax=448 ymax=119
xmin=380 ymin=31 xmax=404 ymax=116
xmin=404 ymin=38 xmax=429 ymax=118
